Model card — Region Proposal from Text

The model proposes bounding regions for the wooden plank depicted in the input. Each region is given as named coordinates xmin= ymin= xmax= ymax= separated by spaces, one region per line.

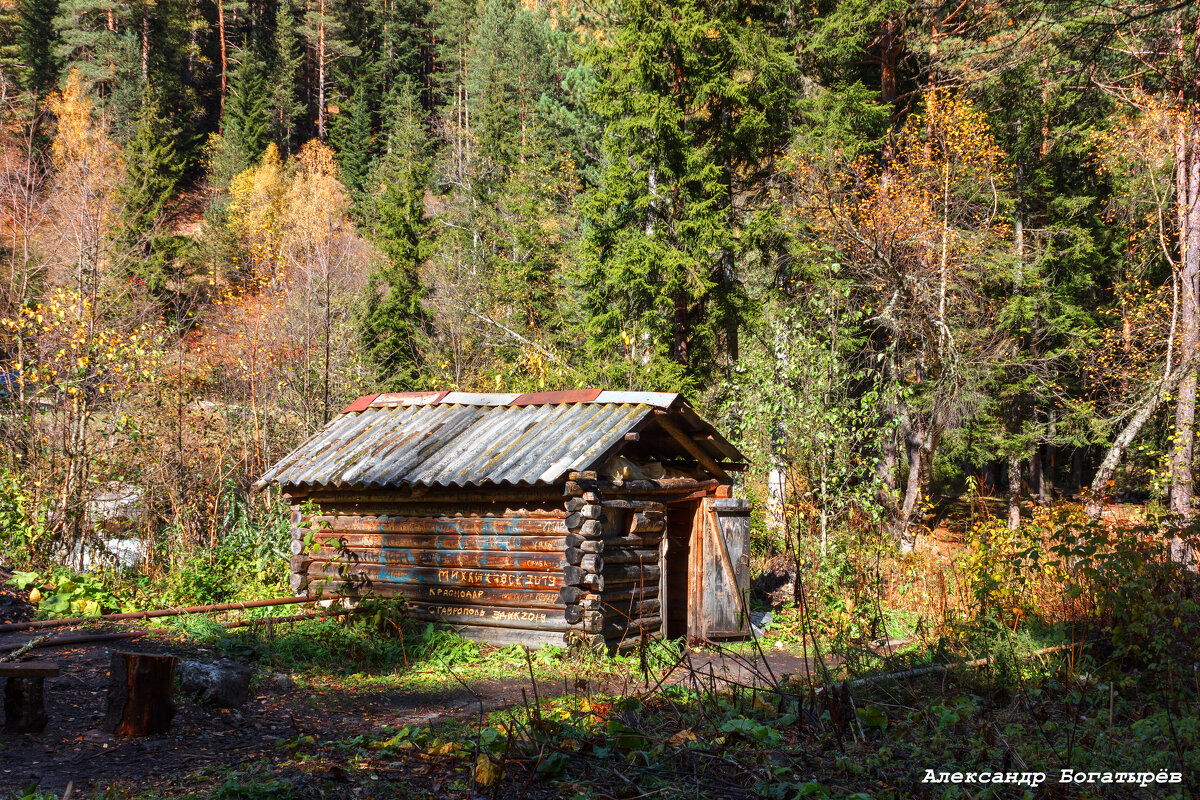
xmin=0 ymin=662 xmax=59 ymax=678
xmin=404 ymin=602 xmax=573 ymax=631
xmin=440 ymin=625 xmax=568 ymax=649
xmin=308 ymin=516 xmax=568 ymax=535
xmin=601 ymin=616 xmax=662 ymax=639
xmin=306 ymin=562 xmax=564 ymax=589
xmin=309 ymin=547 xmax=566 ymax=572
xmin=311 ymin=580 xmax=576 ymax=608
xmin=312 ymin=532 xmax=565 ymax=553
xmin=601 ymin=547 xmax=660 ymax=565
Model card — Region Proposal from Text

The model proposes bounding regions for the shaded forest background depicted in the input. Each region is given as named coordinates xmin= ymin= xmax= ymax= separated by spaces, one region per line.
xmin=1 ymin=0 xmax=1199 ymax=573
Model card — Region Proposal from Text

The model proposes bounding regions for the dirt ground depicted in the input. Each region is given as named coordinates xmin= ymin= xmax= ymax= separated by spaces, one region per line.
xmin=0 ymin=619 xmax=821 ymax=798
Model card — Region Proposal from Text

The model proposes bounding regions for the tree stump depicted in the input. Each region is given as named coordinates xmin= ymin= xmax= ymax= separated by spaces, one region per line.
xmin=1 ymin=662 xmax=60 ymax=734
xmin=102 ymin=652 xmax=177 ymax=736
xmin=5 ymin=677 xmax=48 ymax=733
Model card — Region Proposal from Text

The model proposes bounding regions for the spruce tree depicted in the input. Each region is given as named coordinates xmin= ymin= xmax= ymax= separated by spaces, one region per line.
xmin=118 ymin=88 xmax=183 ymax=293
xmin=17 ymin=0 xmax=60 ymax=98
xmin=223 ymin=51 xmax=271 ymax=163
xmin=329 ymin=81 xmax=373 ymax=197
xmin=269 ymin=0 xmax=305 ymax=153
xmin=357 ymin=86 xmax=432 ymax=389
xmin=578 ymin=0 xmax=792 ymax=391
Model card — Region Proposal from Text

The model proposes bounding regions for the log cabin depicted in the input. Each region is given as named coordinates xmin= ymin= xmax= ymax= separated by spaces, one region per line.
xmin=254 ymin=389 xmax=751 ymax=650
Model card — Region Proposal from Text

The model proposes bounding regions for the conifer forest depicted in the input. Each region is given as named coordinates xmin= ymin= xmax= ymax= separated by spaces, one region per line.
xmin=2 ymin=1 xmax=1200 ymax=798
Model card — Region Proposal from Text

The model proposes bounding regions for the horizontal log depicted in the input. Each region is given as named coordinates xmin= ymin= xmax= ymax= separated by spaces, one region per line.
xmin=565 ymin=497 xmax=585 ymax=513
xmin=598 ymin=500 xmax=666 ymax=512
xmin=599 ymin=598 xmax=661 ymax=618
xmin=602 ymin=532 xmax=663 ymax=549
xmin=310 ymin=581 xmax=578 ymax=607
xmin=582 ymin=491 xmax=600 ymax=502
xmin=580 ymin=505 xmax=602 ymax=520
xmin=580 ymin=554 xmax=602 ymax=573
xmin=600 ymin=548 xmax=659 ymax=565
xmin=313 ymin=532 xmax=565 ymax=553
xmin=290 ymin=573 xmax=308 ymax=593
xmin=306 ymin=562 xmax=564 ymax=590
xmin=565 ymin=513 xmax=582 ymax=530
xmin=580 ymin=520 xmax=602 ymax=537
xmin=307 ymin=516 xmax=567 ymax=536
xmin=601 ymin=563 xmax=659 ymax=582
xmin=576 ymin=586 xmax=657 ymax=608
xmin=629 ymin=513 xmax=665 ymax=534
xmin=289 ymin=554 xmax=312 ymax=573
xmin=565 ymin=534 xmax=603 ymax=553
xmin=607 ymin=630 xmax=665 ymax=653
xmin=602 ymin=616 xmax=662 ymax=639
xmin=404 ymin=602 xmax=574 ymax=632
xmin=310 ymin=547 xmax=566 ymax=572
xmin=0 ymin=662 xmax=60 ymax=678
xmin=565 ymin=605 xmax=583 ymax=624
xmin=567 ymin=478 xmax=718 ymax=496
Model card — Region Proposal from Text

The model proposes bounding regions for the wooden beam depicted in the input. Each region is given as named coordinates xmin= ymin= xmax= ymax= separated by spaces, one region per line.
xmin=653 ymin=411 xmax=729 ymax=481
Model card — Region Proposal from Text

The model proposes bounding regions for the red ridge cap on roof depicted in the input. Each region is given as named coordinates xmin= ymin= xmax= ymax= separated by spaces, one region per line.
xmin=341 ymin=393 xmax=380 ymax=414
xmin=510 ymin=388 xmax=602 ymax=407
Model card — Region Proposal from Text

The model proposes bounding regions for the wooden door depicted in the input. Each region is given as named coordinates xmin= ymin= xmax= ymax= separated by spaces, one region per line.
xmin=688 ymin=497 xmax=751 ymax=639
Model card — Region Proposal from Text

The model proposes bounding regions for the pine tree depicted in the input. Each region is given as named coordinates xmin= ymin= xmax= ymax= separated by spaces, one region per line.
xmin=53 ymin=0 xmax=132 ymax=91
xmin=298 ymin=0 xmax=360 ymax=140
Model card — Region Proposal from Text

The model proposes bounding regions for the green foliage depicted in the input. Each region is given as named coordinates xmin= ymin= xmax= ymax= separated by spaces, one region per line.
xmin=0 ymin=469 xmax=42 ymax=560
xmin=16 ymin=0 xmax=60 ymax=97
xmin=224 ymin=52 xmax=273 ymax=165
xmin=5 ymin=565 xmax=122 ymax=616
xmin=578 ymin=0 xmax=793 ymax=392
xmin=356 ymin=87 xmax=433 ymax=389
xmin=117 ymin=88 xmax=185 ymax=291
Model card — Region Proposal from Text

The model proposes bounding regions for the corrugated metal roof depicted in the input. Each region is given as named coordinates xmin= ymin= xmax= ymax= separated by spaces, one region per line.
xmin=259 ymin=391 xmax=746 ymax=491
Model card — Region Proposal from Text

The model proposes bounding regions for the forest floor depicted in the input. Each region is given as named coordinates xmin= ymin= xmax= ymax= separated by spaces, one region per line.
xmin=0 ymin=614 xmax=832 ymax=799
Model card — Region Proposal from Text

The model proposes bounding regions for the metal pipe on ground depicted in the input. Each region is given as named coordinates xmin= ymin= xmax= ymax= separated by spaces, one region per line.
xmin=4 ymin=608 xmax=362 ymax=653
xmin=0 ymin=594 xmax=343 ymax=634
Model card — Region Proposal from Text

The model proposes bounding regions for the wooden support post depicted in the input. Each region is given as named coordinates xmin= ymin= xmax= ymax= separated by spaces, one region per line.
xmin=103 ymin=652 xmax=177 ymax=736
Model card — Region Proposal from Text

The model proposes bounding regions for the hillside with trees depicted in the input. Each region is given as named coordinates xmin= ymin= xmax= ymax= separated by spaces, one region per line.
xmin=1 ymin=1 xmax=1199 ymax=798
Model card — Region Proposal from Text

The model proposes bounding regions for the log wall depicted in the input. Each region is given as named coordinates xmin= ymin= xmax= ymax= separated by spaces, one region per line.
xmin=287 ymin=478 xmax=704 ymax=650
xmin=288 ymin=493 xmax=581 ymax=647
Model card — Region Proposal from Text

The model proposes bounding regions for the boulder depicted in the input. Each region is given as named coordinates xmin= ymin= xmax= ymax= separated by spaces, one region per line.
xmin=751 ymin=556 xmax=795 ymax=607
xmin=178 ymin=658 xmax=253 ymax=708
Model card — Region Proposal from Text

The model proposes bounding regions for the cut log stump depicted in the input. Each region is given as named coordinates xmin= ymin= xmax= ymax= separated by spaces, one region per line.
xmin=1 ymin=662 xmax=59 ymax=734
xmin=103 ymin=652 xmax=177 ymax=736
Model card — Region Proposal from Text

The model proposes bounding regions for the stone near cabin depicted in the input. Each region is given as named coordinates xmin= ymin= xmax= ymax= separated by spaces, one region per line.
xmin=178 ymin=658 xmax=253 ymax=708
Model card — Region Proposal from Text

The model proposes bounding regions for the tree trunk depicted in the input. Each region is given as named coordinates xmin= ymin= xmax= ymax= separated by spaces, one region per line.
xmin=1030 ymin=449 xmax=1044 ymax=506
xmin=1007 ymin=455 xmax=1021 ymax=530
xmin=103 ymin=652 xmax=177 ymax=736
xmin=217 ymin=0 xmax=227 ymax=112
xmin=1169 ymin=21 xmax=1200 ymax=524
xmin=317 ymin=4 xmax=327 ymax=140
xmin=1087 ymin=351 xmax=1200 ymax=518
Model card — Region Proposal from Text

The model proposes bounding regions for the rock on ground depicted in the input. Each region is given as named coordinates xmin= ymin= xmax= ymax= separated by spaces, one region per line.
xmin=178 ymin=658 xmax=253 ymax=708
